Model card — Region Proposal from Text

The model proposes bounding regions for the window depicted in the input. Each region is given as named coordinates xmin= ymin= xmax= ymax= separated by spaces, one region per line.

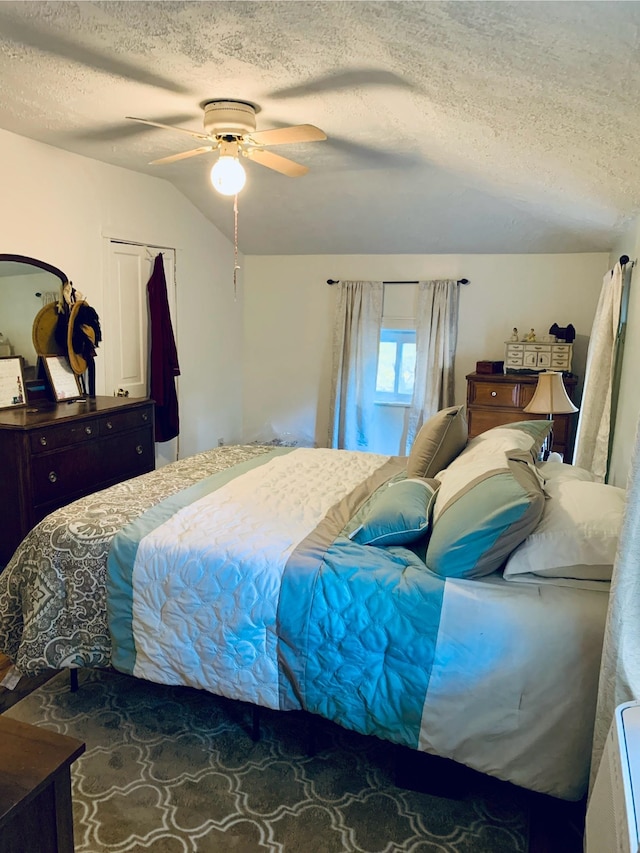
xmin=375 ymin=329 xmax=416 ymax=403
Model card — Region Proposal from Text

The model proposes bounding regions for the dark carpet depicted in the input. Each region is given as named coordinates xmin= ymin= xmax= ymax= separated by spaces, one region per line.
xmin=5 ymin=668 xmax=529 ymax=852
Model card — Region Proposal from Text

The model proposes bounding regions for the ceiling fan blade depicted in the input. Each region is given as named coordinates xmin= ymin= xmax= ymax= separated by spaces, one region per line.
xmin=249 ymin=124 xmax=327 ymax=146
xmin=269 ymin=69 xmax=417 ymax=99
xmin=328 ymin=136 xmax=423 ymax=168
xmin=0 ymin=10 xmax=189 ymax=94
xmin=126 ymin=117 xmax=210 ymax=141
xmin=69 ymin=115 xmax=197 ymax=143
xmin=150 ymin=146 xmax=213 ymax=166
xmin=247 ymin=149 xmax=309 ymax=177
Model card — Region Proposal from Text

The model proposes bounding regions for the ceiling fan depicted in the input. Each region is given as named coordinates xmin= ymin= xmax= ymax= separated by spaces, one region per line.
xmin=126 ymin=99 xmax=327 ymax=195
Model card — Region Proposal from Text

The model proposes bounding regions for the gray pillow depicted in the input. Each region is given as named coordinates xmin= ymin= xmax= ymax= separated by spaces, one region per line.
xmin=407 ymin=405 xmax=468 ymax=478
xmin=350 ymin=477 xmax=439 ymax=546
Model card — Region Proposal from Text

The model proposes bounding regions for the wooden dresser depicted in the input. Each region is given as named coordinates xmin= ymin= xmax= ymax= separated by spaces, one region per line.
xmin=0 ymin=396 xmax=154 ymax=565
xmin=466 ymin=372 xmax=578 ymax=458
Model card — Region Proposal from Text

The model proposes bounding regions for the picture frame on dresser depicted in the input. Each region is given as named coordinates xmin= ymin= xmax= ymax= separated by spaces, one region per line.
xmin=43 ymin=355 xmax=83 ymax=402
xmin=0 ymin=357 xmax=26 ymax=410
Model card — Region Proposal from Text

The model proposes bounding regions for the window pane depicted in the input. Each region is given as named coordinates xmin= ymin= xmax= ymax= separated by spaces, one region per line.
xmin=399 ymin=342 xmax=416 ymax=395
xmin=376 ymin=341 xmax=397 ymax=393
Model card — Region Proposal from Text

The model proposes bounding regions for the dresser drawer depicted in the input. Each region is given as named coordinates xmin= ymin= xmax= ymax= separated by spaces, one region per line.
xmin=99 ymin=405 xmax=153 ymax=436
xmin=505 ymin=355 xmax=524 ymax=369
xmin=104 ymin=427 xmax=154 ymax=482
xmin=31 ymin=443 xmax=103 ymax=506
xmin=29 ymin=420 xmax=99 ymax=454
xmin=468 ymin=381 xmax=518 ymax=408
xmin=31 ymin=426 xmax=154 ymax=509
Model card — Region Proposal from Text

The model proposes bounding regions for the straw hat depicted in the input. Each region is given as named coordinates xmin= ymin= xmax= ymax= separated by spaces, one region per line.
xmin=32 ymin=302 xmax=66 ymax=356
xmin=67 ymin=300 xmax=102 ymax=375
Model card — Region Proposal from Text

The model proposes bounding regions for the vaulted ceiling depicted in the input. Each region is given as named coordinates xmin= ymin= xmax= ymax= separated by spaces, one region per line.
xmin=1 ymin=1 xmax=639 ymax=255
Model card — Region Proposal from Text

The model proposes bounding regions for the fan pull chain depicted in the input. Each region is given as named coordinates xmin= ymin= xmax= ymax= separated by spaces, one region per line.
xmin=233 ymin=194 xmax=240 ymax=301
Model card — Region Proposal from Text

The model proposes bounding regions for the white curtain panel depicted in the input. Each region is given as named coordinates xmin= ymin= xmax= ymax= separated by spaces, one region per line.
xmin=328 ymin=280 xmax=383 ymax=450
xmin=573 ymin=262 xmax=624 ymax=481
xmin=402 ymin=280 xmax=460 ymax=455
xmin=590 ymin=417 xmax=640 ymax=790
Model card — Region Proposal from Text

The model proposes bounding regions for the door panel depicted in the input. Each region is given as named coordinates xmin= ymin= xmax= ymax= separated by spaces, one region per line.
xmin=104 ymin=242 xmax=177 ymax=465
xmin=105 ymin=244 xmax=148 ymax=399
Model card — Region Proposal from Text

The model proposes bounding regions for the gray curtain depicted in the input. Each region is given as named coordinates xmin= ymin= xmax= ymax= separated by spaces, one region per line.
xmin=402 ymin=280 xmax=460 ymax=455
xmin=573 ymin=261 xmax=624 ymax=481
xmin=589 ymin=416 xmax=640 ymax=791
xmin=328 ymin=280 xmax=383 ymax=450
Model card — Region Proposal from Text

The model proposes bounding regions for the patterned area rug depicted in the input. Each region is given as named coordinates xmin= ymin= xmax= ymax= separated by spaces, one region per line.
xmin=5 ymin=669 xmax=529 ymax=852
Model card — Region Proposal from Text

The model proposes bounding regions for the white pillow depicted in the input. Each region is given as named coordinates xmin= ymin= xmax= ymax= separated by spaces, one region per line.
xmin=536 ymin=461 xmax=596 ymax=486
xmin=503 ymin=479 xmax=626 ymax=582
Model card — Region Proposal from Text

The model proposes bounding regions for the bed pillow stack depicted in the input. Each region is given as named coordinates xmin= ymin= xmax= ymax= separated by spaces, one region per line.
xmin=349 ymin=402 xmax=468 ymax=550
xmin=425 ymin=421 xmax=551 ymax=579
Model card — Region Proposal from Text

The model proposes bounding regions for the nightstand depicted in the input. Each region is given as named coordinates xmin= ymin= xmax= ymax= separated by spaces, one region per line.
xmin=466 ymin=371 xmax=578 ymax=458
xmin=0 ymin=716 xmax=85 ymax=853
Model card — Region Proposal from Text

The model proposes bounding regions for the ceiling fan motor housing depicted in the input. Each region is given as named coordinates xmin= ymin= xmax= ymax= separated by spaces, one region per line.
xmin=204 ymin=100 xmax=256 ymax=137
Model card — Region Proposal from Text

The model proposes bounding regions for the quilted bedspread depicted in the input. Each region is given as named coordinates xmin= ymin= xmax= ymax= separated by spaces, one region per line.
xmin=0 ymin=444 xmax=609 ymax=799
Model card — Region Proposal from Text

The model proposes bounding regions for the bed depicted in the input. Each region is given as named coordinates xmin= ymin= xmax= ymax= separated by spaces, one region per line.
xmin=0 ymin=408 xmax=620 ymax=801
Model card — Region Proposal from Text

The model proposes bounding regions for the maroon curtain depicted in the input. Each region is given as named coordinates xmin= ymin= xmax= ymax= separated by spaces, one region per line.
xmin=147 ymin=254 xmax=180 ymax=442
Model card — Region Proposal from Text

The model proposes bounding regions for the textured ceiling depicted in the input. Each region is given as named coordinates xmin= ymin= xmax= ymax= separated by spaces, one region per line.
xmin=0 ymin=1 xmax=639 ymax=255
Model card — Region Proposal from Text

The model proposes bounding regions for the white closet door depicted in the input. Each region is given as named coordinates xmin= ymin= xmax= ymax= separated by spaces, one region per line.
xmin=104 ymin=242 xmax=177 ymax=465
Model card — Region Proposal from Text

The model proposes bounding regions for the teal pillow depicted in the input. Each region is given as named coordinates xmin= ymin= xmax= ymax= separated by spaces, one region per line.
xmin=350 ymin=478 xmax=439 ymax=547
xmin=426 ymin=451 xmax=545 ymax=578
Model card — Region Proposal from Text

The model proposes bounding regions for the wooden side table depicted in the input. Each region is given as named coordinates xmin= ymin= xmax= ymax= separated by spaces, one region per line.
xmin=0 ymin=716 xmax=85 ymax=853
xmin=466 ymin=371 xmax=579 ymax=459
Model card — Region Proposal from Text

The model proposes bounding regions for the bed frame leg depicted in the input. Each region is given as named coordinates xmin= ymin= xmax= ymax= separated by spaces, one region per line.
xmin=251 ymin=706 xmax=261 ymax=742
xmin=69 ymin=669 xmax=79 ymax=693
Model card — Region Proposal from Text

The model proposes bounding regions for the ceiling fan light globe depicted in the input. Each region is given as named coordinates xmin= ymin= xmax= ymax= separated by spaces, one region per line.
xmin=210 ymin=156 xmax=246 ymax=196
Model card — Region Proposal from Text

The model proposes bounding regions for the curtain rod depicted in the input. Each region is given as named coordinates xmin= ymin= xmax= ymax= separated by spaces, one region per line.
xmin=326 ymin=278 xmax=469 ymax=286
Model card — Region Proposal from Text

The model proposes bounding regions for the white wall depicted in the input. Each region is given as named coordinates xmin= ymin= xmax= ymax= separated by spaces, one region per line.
xmin=0 ymin=128 xmax=244 ymax=457
xmin=243 ymin=253 xmax=609 ymax=450
xmin=1 ymin=124 xmax=629 ymax=471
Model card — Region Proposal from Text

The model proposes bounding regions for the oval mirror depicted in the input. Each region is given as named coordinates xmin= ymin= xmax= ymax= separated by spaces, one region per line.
xmin=0 ymin=254 xmax=67 ymax=380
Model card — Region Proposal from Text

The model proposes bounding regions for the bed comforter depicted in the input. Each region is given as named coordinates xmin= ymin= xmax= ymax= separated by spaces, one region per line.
xmin=0 ymin=445 xmax=608 ymax=800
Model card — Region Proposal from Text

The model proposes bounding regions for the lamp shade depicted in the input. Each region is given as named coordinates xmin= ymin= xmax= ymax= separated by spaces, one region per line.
xmin=523 ymin=371 xmax=578 ymax=415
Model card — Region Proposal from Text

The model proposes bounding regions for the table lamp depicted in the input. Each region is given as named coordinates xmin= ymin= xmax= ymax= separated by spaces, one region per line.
xmin=523 ymin=370 xmax=578 ymax=460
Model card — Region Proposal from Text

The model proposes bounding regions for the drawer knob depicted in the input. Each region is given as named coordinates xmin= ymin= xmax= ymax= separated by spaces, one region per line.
xmin=106 ymin=421 xmax=113 ymax=430
xmin=40 ymin=436 xmax=47 ymax=446
xmin=85 ymin=426 xmax=93 ymax=435
xmin=136 ymin=444 xmax=144 ymax=455
xmin=48 ymin=471 xmax=58 ymax=483
xmin=491 ymin=391 xmax=497 ymax=397
xmin=142 ymin=412 xmax=149 ymax=422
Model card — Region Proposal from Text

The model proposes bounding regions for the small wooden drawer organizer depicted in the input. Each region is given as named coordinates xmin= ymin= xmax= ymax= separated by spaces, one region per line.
xmin=504 ymin=341 xmax=573 ymax=372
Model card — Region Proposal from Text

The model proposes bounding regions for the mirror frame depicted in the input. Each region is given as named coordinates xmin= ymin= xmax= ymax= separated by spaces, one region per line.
xmin=0 ymin=254 xmax=69 ymax=393
xmin=0 ymin=254 xmax=68 ymax=285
